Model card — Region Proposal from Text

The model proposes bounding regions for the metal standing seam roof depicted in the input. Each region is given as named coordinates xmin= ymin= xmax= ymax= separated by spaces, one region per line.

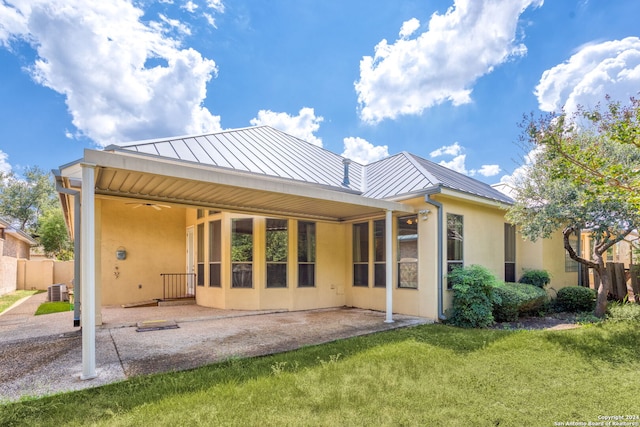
xmin=108 ymin=126 xmax=364 ymax=193
xmin=106 ymin=126 xmax=512 ymax=205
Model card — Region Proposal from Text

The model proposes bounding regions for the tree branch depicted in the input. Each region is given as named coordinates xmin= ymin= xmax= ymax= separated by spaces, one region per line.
xmin=563 ymin=226 xmax=598 ymax=269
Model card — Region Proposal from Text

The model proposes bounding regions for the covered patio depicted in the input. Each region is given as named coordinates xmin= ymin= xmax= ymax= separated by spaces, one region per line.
xmin=55 ymin=143 xmax=415 ymax=380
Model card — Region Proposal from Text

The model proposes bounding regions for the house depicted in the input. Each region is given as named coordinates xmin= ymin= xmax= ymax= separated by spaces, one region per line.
xmin=54 ymin=126 xmax=576 ymax=379
xmin=0 ymin=218 xmax=37 ymax=296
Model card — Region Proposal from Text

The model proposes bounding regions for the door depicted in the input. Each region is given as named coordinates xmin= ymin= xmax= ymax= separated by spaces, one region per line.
xmin=186 ymin=226 xmax=195 ymax=296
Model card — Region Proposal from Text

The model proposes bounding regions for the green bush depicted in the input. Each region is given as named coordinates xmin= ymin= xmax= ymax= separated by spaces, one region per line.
xmin=491 ymin=282 xmax=548 ymax=322
xmin=518 ymin=269 xmax=551 ymax=289
xmin=446 ymin=265 xmax=499 ymax=328
xmin=555 ymin=286 xmax=596 ymax=312
xmin=606 ymin=302 xmax=640 ymax=322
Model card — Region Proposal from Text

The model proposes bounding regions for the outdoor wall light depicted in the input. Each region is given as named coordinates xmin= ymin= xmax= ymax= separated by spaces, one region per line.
xmin=419 ymin=209 xmax=431 ymax=221
xmin=116 ymin=247 xmax=127 ymax=260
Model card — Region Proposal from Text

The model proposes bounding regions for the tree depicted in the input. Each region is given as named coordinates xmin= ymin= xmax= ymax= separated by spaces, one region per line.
xmin=38 ymin=206 xmax=73 ymax=261
xmin=0 ymin=166 xmax=56 ymax=233
xmin=507 ymin=98 xmax=640 ymax=317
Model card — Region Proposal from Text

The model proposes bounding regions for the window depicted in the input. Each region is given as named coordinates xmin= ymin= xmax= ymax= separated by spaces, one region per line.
xmin=231 ymin=218 xmax=253 ymax=288
xmin=197 ymin=223 xmax=205 ymax=286
xmin=565 ymin=234 xmax=579 ymax=272
xmin=209 ymin=220 xmax=221 ymax=287
xmin=447 ymin=214 xmax=463 ymax=288
xmin=298 ymin=221 xmax=316 ymax=287
xmin=397 ymin=215 xmax=418 ymax=289
xmin=504 ymin=223 xmax=516 ymax=282
xmin=374 ymin=220 xmax=386 ymax=287
xmin=197 ymin=209 xmax=205 ymax=219
xmin=606 ymin=246 xmax=614 ymax=263
xmin=266 ymin=219 xmax=288 ymax=288
xmin=353 ymin=222 xmax=369 ymax=287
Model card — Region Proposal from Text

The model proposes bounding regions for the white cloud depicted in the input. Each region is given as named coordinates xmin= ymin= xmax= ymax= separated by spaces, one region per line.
xmin=430 ymin=141 xmax=501 ymax=177
xmin=477 ymin=164 xmax=501 ymax=177
xmin=355 ymin=0 xmax=543 ymax=123
xmin=250 ymin=107 xmax=324 ymax=146
xmin=182 ymin=1 xmax=198 ymax=13
xmin=0 ymin=0 xmax=221 ymax=145
xmin=438 ymin=155 xmax=469 ymax=175
xmin=399 ymin=18 xmax=420 ymax=39
xmin=206 ymin=0 xmax=225 ymax=13
xmin=158 ymin=13 xmax=192 ymax=36
xmin=499 ymin=145 xmax=544 ymax=185
xmin=0 ymin=150 xmax=12 ymax=175
xmin=535 ymin=37 xmax=640 ymax=115
xmin=430 ymin=142 xmax=463 ymax=157
xmin=341 ymin=137 xmax=389 ymax=165
xmin=203 ymin=13 xmax=217 ymax=28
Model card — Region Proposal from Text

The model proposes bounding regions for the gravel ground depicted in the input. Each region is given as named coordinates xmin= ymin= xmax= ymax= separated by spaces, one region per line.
xmin=0 ymin=294 xmax=430 ymax=403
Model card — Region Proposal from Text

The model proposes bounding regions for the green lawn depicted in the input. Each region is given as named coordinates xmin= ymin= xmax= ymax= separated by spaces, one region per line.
xmin=34 ymin=301 xmax=73 ymax=316
xmin=1 ymin=320 xmax=639 ymax=426
xmin=0 ymin=290 xmax=39 ymax=315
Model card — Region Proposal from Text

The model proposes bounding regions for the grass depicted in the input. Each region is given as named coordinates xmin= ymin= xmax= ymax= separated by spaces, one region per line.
xmin=0 ymin=290 xmax=39 ymax=315
xmin=1 ymin=317 xmax=639 ymax=426
xmin=34 ymin=301 xmax=73 ymax=316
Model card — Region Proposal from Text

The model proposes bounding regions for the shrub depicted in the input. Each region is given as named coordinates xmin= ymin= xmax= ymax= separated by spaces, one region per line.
xmin=446 ymin=265 xmax=499 ymax=328
xmin=491 ymin=282 xmax=548 ymax=322
xmin=606 ymin=302 xmax=640 ymax=322
xmin=518 ymin=269 xmax=551 ymax=289
xmin=555 ymin=286 xmax=596 ymax=312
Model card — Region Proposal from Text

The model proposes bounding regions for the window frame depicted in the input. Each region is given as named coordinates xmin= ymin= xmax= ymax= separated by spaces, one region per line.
xmin=208 ymin=219 xmax=222 ymax=287
xmin=231 ymin=218 xmax=253 ymax=289
xmin=352 ymin=222 xmax=369 ymax=287
xmin=504 ymin=223 xmax=516 ymax=283
xmin=373 ymin=219 xmax=386 ymax=288
xmin=266 ymin=218 xmax=288 ymax=288
xmin=298 ymin=221 xmax=316 ymax=287
xmin=196 ymin=223 xmax=205 ymax=287
xmin=397 ymin=215 xmax=418 ymax=289
xmin=446 ymin=213 xmax=464 ymax=289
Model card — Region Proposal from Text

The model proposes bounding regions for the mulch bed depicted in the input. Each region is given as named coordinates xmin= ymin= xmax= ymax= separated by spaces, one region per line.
xmin=491 ymin=312 xmax=591 ymax=330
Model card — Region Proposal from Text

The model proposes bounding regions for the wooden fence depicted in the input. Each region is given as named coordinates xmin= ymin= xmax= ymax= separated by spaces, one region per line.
xmin=589 ymin=263 xmax=640 ymax=303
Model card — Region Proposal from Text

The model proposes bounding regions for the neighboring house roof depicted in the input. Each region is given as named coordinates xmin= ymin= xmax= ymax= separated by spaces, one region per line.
xmin=0 ymin=218 xmax=37 ymax=245
xmin=106 ymin=126 xmax=513 ymax=205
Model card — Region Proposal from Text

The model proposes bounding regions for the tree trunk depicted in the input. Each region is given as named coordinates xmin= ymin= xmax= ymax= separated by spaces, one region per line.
xmin=594 ymin=266 xmax=610 ymax=317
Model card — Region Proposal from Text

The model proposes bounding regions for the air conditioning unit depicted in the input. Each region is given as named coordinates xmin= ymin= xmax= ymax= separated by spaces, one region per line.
xmin=48 ymin=284 xmax=69 ymax=302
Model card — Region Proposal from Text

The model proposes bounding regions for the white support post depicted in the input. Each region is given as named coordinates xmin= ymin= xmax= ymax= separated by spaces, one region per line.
xmin=80 ymin=163 xmax=97 ymax=380
xmin=385 ymin=209 xmax=394 ymax=323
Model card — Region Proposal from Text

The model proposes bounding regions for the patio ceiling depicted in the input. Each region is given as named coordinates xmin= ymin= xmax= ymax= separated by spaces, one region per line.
xmin=59 ymin=149 xmax=414 ymax=222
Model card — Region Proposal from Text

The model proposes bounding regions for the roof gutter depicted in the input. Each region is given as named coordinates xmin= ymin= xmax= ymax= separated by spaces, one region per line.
xmin=53 ymin=170 xmax=81 ymax=328
xmin=424 ymin=186 xmax=446 ymax=321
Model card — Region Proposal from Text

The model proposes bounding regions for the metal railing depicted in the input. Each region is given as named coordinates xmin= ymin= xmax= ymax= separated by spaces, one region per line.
xmin=161 ymin=273 xmax=196 ymax=300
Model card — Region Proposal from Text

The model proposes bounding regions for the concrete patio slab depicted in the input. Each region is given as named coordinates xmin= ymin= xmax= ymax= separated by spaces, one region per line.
xmin=0 ymin=294 xmax=431 ymax=402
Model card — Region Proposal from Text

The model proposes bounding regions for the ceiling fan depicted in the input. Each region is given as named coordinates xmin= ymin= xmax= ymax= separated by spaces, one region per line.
xmin=125 ymin=202 xmax=171 ymax=211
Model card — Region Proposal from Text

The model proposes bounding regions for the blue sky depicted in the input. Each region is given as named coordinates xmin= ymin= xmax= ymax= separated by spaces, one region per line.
xmin=1 ymin=0 xmax=639 ymax=185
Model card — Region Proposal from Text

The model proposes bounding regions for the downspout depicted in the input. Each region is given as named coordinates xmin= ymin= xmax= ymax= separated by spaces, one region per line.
xmin=54 ymin=172 xmax=81 ymax=327
xmin=424 ymin=188 xmax=446 ymax=321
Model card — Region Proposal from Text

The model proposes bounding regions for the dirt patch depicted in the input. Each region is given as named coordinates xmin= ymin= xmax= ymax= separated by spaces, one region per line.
xmin=0 ymin=333 xmax=81 ymax=383
xmin=491 ymin=312 xmax=590 ymax=330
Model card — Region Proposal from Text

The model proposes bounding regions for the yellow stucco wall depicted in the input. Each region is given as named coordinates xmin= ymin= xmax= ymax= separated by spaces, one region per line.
xmin=98 ymin=198 xmax=186 ymax=306
xmin=93 ymin=194 xmax=577 ymax=320
xmin=516 ymin=230 xmax=579 ymax=293
xmin=15 ymin=259 xmax=74 ymax=290
xmin=541 ymin=230 xmax=579 ymax=291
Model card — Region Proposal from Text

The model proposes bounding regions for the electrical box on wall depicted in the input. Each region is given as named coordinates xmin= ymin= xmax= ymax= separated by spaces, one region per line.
xmin=116 ymin=247 xmax=127 ymax=260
